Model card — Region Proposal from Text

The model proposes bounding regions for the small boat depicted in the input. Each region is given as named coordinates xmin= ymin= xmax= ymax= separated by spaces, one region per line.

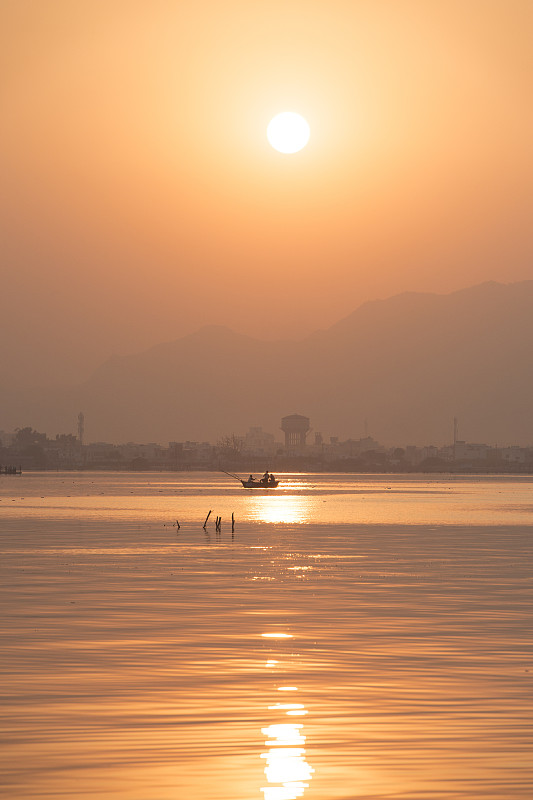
xmin=221 ymin=470 xmax=280 ymax=489
xmin=241 ymin=478 xmax=279 ymax=489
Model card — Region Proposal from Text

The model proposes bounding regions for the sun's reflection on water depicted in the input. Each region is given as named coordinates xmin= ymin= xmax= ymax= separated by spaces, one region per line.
xmin=260 ymin=629 xmax=314 ymax=800
xmin=261 ymin=721 xmax=313 ymax=800
xmin=249 ymin=495 xmax=313 ymax=524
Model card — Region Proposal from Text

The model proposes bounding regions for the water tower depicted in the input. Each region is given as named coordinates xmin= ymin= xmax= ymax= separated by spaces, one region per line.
xmin=281 ymin=414 xmax=310 ymax=449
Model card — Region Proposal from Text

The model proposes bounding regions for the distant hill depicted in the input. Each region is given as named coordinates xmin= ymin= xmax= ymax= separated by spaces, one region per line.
xmin=3 ymin=280 xmax=533 ymax=446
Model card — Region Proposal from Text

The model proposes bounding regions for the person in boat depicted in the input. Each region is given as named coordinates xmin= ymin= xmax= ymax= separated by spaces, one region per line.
xmin=268 ymin=473 xmax=276 ymax=484
xmin=261 ymin=470 xmax=270 ymax=485
xmin=248 ymin=474 xmax=256 ymax=483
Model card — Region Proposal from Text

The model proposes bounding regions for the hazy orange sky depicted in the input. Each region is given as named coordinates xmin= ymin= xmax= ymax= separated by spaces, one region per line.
xmin=2 ymin=0 xmax=532 ymax=388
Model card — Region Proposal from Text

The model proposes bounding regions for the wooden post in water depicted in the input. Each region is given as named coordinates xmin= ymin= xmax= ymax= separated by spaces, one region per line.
xmin=231 ymin=512 xmax=235 ymax=533
xmin=203 ymin=510 xmax=212 ymax=529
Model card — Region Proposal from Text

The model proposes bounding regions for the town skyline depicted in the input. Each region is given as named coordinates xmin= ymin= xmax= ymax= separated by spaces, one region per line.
xmin=3 ymin=412 xmax=533 ymax=474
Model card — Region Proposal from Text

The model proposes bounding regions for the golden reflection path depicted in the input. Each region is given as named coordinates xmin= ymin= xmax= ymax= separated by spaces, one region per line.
xmin=260 ymin=633 xmax=314 ymax=800
xmin=249 ymin=494 xmax=313 ymax=524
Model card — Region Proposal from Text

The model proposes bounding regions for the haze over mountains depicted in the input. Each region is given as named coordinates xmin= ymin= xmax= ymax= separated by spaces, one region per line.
xmin=3 ymin=280 xmax=533 ymax=447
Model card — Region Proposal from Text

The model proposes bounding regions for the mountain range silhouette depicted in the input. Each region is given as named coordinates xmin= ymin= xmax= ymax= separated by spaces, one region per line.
xmin=3 ymin=280 xmax=533 ymax=446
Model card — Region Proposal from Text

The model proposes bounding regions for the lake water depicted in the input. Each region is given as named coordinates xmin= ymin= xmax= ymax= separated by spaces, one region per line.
xmin=1 ymin=472 xmax=532 ymax=799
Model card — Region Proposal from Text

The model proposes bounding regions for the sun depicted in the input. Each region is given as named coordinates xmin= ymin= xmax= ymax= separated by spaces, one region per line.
xmin=267 ymin=112 xmax=310 ymax=154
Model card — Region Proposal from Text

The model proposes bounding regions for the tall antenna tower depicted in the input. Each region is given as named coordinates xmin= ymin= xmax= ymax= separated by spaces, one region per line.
xmin=78 ymin=412 xmax=85 ymax=446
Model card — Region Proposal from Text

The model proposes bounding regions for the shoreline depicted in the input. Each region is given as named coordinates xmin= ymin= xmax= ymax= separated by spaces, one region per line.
xmin=5 ymin=465 xmax=533 ymax=476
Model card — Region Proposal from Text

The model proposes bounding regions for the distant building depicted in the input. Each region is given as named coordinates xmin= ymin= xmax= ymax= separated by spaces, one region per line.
xmin=404 ymin=445 xmax=423 ymax=465
xmin=453 ymin=441 xmax=490 ymax=461
xmin=178 ymin=441 xmax=214 ymax=466
xmin=423 ymin=445 xmax=440 ymax=461
xmin=320 ymin=435 xmax=385 ymax=462
xmin=242 ymin=426 xmax=278 ymax=457
xmin=500 ymin=446 xmax=527 ymax=463
xmin=0 ymin=431 xmax=15 ymax=447
xmin=120 ymin=442 xmax=165 ymax=462
xmin=281 ymin=414 xmax=311 ymax=451
xmin=85 ymin=442 xmax=121 ymax=466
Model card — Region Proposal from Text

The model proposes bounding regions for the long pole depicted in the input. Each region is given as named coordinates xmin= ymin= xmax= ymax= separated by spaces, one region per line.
xmin=220 ymin=470 xmax=242 ymax=482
